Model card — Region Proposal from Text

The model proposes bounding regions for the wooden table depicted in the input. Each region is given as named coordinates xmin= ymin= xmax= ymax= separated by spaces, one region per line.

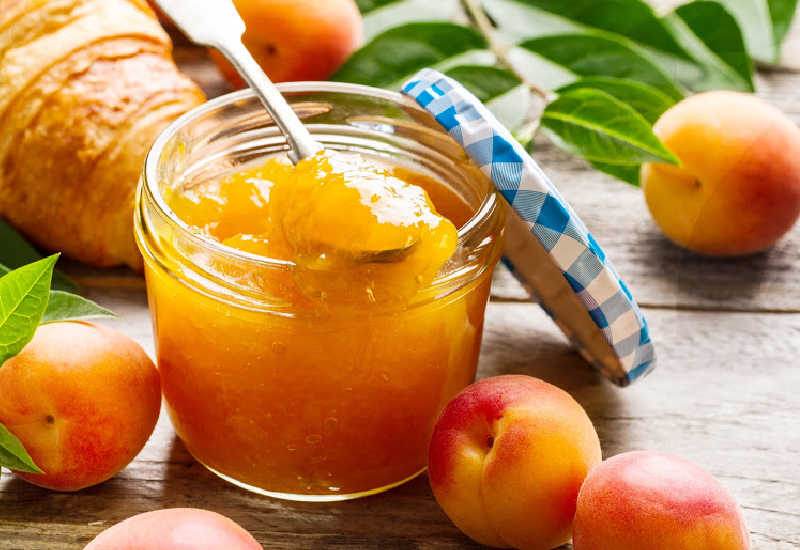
xmin=2 ymin=22 xmax=800 ymax=550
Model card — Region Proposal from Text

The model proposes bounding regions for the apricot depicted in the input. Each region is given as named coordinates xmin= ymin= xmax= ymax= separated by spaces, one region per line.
xmin=642 ymin=91 xmax=800 ymax=256
xmin=210 ymin=0 xmax=363 ymax=85
xmin=573 ymin=451 xmax=750 ymax=550
xmin=428 ymin=375 xmax=602 ymax=550
xmin=84 ymin=508 xmax=262 ymax=550
xmin=0 ymin=322 xmax=161 ymax=491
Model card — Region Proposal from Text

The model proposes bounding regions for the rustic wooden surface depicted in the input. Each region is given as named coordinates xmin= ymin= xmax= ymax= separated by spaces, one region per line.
xmin=3 ymin=12 xmax=800 ymax=550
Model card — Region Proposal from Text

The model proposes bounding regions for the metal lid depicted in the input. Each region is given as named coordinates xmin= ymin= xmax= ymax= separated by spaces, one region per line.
xmin=403 ymin=69 xmax=655 ymax=386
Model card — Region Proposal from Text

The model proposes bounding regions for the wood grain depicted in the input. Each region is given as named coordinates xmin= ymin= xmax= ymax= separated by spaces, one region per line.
xmin=1 ymin=291 xmax=798 ymax=549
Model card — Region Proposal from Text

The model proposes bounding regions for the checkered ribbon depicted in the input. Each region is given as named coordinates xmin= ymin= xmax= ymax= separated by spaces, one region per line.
xmin=403 ymin=69 xmax=655 ymax=385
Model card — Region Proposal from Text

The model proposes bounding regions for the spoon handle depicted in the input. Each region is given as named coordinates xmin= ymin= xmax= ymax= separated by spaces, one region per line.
xmin=150 ymin=0 xmax=324 ymax=164
xmin=216 ymin=39 xmax=324 ymax=164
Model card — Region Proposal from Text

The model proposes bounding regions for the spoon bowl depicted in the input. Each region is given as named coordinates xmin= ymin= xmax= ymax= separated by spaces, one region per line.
xmin=151 ymin=0 xmax=421 ymax=262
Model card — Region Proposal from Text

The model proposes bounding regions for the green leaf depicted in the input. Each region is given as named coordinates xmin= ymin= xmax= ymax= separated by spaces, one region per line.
xmin=0 ymin=265 xmax=115 ymax=324
xmin=40 ymin=291 xmax=115 ymax=324
xmin=504 ymin=0 xmax=691 ymax=59
xmin=0 ymin=219 xmax=78 ymax=293
xmin=723 ymin=0 xmax=779 ymax=62
xmin=768 ymin=0 xmax=799 ymax=51
xmin=486 ymin=82 xmax=532 ymax=132
xmin=541 ymin=88 xmax=679 ymax=167
xmin=557 ymin=77 xmax=675 ymax=124
xmin=482 ymin=0 xmax=583 ymax=43
xmin=332 ymin=22 xmax=486 ymax=88
xmin=721 ymin=0 xmax=799 ymax=62
xmin=356 ymin=0 xmax=401 ymax=13
xmin=590 ymin=161 xmax=641 ymax=186
xmin=0 ymin=423 xmax=42 ymax=474
xmin=520 ymin=33 xmax=685 ymax=101
xmin=0 ymin=255 xmax=57 ymax=366
xmin=444 ymin=65 xmax=522 ymax=102
xmin=361 ymin=0 xmax=458 ymax=41
xmin=675 ymin=1 xmax=754 ymax=91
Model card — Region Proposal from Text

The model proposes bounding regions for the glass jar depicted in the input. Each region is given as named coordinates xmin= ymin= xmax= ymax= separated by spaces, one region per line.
xmin=134 ymin=82 xmax=505 ymax=501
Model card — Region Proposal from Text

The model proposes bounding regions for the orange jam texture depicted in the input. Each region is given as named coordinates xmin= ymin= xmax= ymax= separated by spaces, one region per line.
xmin=168 ymin=151 xmax=460 ymax=306
xmin=147 ymin=151 xmax=493 ymax=496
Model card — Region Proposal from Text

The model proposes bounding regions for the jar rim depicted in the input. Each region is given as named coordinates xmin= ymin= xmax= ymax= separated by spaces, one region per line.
xmin=141 ymin=81 xmax=501 ymax=278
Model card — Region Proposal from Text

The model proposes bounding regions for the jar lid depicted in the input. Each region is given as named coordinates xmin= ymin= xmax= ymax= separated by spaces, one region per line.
xmin=402 ymin=69 xmax=655 ymax=386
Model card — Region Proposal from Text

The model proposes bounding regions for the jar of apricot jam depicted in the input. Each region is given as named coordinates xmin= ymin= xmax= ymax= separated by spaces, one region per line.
xmin=134 ymin=82 xmax=505 ymax=500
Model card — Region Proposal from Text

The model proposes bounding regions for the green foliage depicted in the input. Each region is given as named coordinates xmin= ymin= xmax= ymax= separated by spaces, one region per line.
xmin=724 ymin=0 xmax=798 ymax=62
xmin=541 ymin=88 xmax=679 ymax=165
xmin=520 ymin=33 xmax=685 ymax=100
xmin=0 ymin=256 xmax=58 ymax=366
xmin=590 ymin=161 xmax=642 ymax=187
xmin=557 ymin=77 xmax=675 ymax=124
xmin=507 ymin=0 xmax=691 ymax=59
xmin=0 ymin=219 xmax=77 ymax=293
xmin=40 ymin=291 xmax=116 ymax=324
xmin=0 ymin=265 xmax=115 ymax=325
xmin=333 ymin=22 xmax=486 ymax=87
xmin=770 ymin=0 xmax=800 ymax=50
xmin=0 ymin=424 xmax=42 ymax=474
xmin=444 ymin=65 xmax=522 ymax=101
xmin=356 ymin=0 xmax=402 ymax=12
xmin=675 ymin=1 xmax=754 ymax=91
xmin=348 ymin=0 xmax=799 ymax=185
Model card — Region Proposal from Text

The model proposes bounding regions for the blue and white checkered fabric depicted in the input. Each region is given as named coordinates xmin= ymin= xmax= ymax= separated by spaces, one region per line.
xmin=402 ymin=68 xmax=655 ymax=385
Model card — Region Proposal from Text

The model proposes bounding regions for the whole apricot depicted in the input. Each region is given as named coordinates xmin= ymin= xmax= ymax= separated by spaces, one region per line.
xmin=84 ymin=508 xmax=262 ymax=549
xmin=428 ymin=375 xmax=602 ymax=550
xmin=642 ymin=91 xmax=800 ymax=256
xmin=573 ymin=451 xmax=750 ymax=550
xmin=211 ymin=0 xmax=363 ymax=85
xmin=0 ymin=322 xmax=161 ymax=491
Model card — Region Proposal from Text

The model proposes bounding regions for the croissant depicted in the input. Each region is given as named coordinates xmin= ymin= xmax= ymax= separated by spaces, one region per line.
xmin=0 ymin=0 xmax=205 ymax=268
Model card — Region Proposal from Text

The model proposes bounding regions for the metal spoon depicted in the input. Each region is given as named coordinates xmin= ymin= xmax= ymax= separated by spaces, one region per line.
xmin=153 ymin=0 xmax=418 ymax=262
xmin=152 ymin=0 xmax=323 ymax=163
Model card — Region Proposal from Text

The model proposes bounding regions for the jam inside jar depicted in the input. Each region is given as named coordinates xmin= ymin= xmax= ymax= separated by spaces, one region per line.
xmin=135 ymin=83 xmax=505 ymax=501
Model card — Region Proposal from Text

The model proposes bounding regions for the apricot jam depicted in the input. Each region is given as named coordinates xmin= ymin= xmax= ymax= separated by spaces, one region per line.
xmin=166 ymin=151 xmax=461 ymax=307
xmin=136 ymin=85 xmax=504 ymax=500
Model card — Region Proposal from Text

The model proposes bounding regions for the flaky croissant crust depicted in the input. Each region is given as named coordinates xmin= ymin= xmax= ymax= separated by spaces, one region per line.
xmin=0 ymin=0 xmax=205 ymax=268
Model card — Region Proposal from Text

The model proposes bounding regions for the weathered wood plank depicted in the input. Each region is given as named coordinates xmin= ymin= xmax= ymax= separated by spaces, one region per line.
xmin=1 ymin=289 xmax=797 ymax=549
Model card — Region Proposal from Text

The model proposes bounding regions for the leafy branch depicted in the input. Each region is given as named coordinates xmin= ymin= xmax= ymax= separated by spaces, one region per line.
xmin=460 ymin=0 xmax=549 ymax=101
xmin=344 ymin=0 xmax=798 ymax=185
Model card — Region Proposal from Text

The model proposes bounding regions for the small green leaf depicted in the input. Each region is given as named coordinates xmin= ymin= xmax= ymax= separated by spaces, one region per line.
xmin=444 ymin=65 xmax=522 ymax=102
xmin=768 ymin=0 xmax=799 ymax=51
xmin=721 ymin=0 xmax=799 ymax=62
xmin=332 ymin=22 xmax=486 ymax=88
xmin=356 ymin=0 xmax=401 ymax=13
xmin=723 ymin=0 xmax=778 ymax=62
xmin=0 ymin=423 xmax=42 ymax=474
xmin=590 ymin=161 xmax=641 ymax=186
xmin=520 ymin=33 xmax=685 ymax=101
xmin=0 ymin=255 xmax=57 ymax=366
xmin=40 ymin=291 xmax=115 ymax=324
xmin=557 ymin=77 xmax=675 ymax=123
xmin=0 ymin=265 xmax=115 ymax=323
xmin=0 ymin=219 xmax=78 ymax=293
xmin=361 ymin=0 xmax=458 ymax=40
xmin=486 ymin=83 xmax=532 ymax=132
xmin=506 ymin=0 xmax=691 ymax=59
xmin=675 ymin=1 xmax=754 ymax=91
xmin=541 ymin=88 xmax=679 ymax=166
